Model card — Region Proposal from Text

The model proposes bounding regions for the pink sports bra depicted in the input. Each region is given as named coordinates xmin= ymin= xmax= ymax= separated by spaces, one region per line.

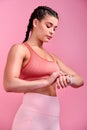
xmin=20 ymin=43 xmax=59 ymax=80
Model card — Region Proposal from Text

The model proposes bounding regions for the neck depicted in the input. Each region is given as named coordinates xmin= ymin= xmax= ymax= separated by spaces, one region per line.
xmin=27 ymin=33 xmax=43 ymax=48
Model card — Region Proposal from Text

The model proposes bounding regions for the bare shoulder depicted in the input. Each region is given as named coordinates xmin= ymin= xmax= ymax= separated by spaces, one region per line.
xmin=8 ymin=43 xmax=29 ymax=57
xmin=9 ymin=43 xmax=26 ymax=52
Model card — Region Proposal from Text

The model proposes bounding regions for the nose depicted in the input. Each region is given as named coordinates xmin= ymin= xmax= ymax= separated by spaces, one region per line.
xmin=50 ymin=28 xmax=55 ymax=35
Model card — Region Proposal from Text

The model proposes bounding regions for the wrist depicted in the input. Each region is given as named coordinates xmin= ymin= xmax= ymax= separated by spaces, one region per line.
xmin=69 ymin=75 xmax=74 ymax=85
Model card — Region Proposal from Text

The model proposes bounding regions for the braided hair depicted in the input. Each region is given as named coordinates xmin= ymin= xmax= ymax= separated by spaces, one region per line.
xmin=23 ymin=6 xmax=59 ymax=43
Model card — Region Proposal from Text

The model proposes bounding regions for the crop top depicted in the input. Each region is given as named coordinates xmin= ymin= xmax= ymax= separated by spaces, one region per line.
xmin=20 ymin=43 xmax=59 ymax=80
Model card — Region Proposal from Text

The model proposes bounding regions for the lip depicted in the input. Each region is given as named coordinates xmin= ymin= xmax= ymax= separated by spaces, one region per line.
xmin=47 ymin=35 xmax=52 ymax=39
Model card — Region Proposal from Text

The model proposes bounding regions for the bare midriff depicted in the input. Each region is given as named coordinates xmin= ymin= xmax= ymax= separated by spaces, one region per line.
xmin=26 ymin=82 xmax=57 ymax=96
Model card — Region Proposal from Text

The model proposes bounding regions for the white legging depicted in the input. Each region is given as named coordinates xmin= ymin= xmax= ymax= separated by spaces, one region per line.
xmin=12 ymin=93 xmax=60 ymax=130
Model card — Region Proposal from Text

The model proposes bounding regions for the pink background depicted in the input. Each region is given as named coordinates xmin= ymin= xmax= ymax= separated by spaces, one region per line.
xmin=0 ymin=0 xmax=87 ymax=130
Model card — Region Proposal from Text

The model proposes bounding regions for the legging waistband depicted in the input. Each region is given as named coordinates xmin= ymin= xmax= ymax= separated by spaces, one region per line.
xmin=22 ymin=93 xmax=60 ymax=116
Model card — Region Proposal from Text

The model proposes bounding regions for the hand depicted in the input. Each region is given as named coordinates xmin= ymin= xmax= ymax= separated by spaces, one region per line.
xmin=48 ymin=71 xmax=67 ymax=85
xmin=56 ymin=75 xmax=71 ymax=89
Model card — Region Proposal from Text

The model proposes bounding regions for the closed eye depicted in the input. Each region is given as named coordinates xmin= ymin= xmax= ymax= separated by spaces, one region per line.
xmin=46 ymin=24 xmax=52 ymax=28
xmin=46 ymin=23 xmax=57 ymax=31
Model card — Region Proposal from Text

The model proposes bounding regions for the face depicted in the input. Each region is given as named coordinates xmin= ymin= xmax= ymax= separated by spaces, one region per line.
xmin=33 ymin=14 xmax=58 ymax=42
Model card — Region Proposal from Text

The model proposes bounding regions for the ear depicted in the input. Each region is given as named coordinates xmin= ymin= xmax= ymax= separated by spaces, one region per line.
xmin=33 ymin=18 xmax=39 ymax=27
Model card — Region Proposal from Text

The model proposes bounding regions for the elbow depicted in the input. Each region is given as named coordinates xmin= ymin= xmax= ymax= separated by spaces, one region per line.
xmin=3 ymin=79 xmax=14 ymax=92
xmin=3 ymin=84 xmax=12 ymax=92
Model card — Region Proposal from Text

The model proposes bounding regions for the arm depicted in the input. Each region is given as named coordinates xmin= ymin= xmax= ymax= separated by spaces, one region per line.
xmin=52 ymin=54 xmax=84 ymax=88
xmin=3 ymin=44 xmax=59 ymax=93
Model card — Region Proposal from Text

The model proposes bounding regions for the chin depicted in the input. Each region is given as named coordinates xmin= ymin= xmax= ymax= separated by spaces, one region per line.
xmin=41 ymin=38 xmax=50 ymax=43
xmin=44 ymin=39 xmax=50 ymax=42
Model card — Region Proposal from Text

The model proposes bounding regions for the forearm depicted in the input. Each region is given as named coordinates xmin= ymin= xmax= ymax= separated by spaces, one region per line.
xmin=56 ymin=74 xmax=84 ymax=89
xmin=3 ymin=71 xmax=62 ymax=93
xmin=3 ymin=78 xmax=50 ymax=93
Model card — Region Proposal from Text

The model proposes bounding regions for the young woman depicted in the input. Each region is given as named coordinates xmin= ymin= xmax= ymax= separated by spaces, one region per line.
xmin=3 ymin=6 xmax=84 ymax=130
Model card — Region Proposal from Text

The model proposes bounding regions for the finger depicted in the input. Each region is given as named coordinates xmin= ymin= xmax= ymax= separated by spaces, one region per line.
xmin=57 ymin=78 xmax=61 ymax=89
xmin=59 ymin=76 xmax=65 ymax=88
xmin=59 ymin=71 xmax=67 ymax=76
xmin=52 ymin=71 xmax=61 ymax=78
xmin=59 ymin=76 xmax=68 ymax=88
xmin=66 ymin=75 xmax=71 ymax=84
xmin=62 ymin=76 xmax=68 ymax=87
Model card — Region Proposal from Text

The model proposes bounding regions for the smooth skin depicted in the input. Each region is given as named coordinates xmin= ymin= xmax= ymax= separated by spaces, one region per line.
xmin=3 ymin=14 xmax=84 ymax=96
